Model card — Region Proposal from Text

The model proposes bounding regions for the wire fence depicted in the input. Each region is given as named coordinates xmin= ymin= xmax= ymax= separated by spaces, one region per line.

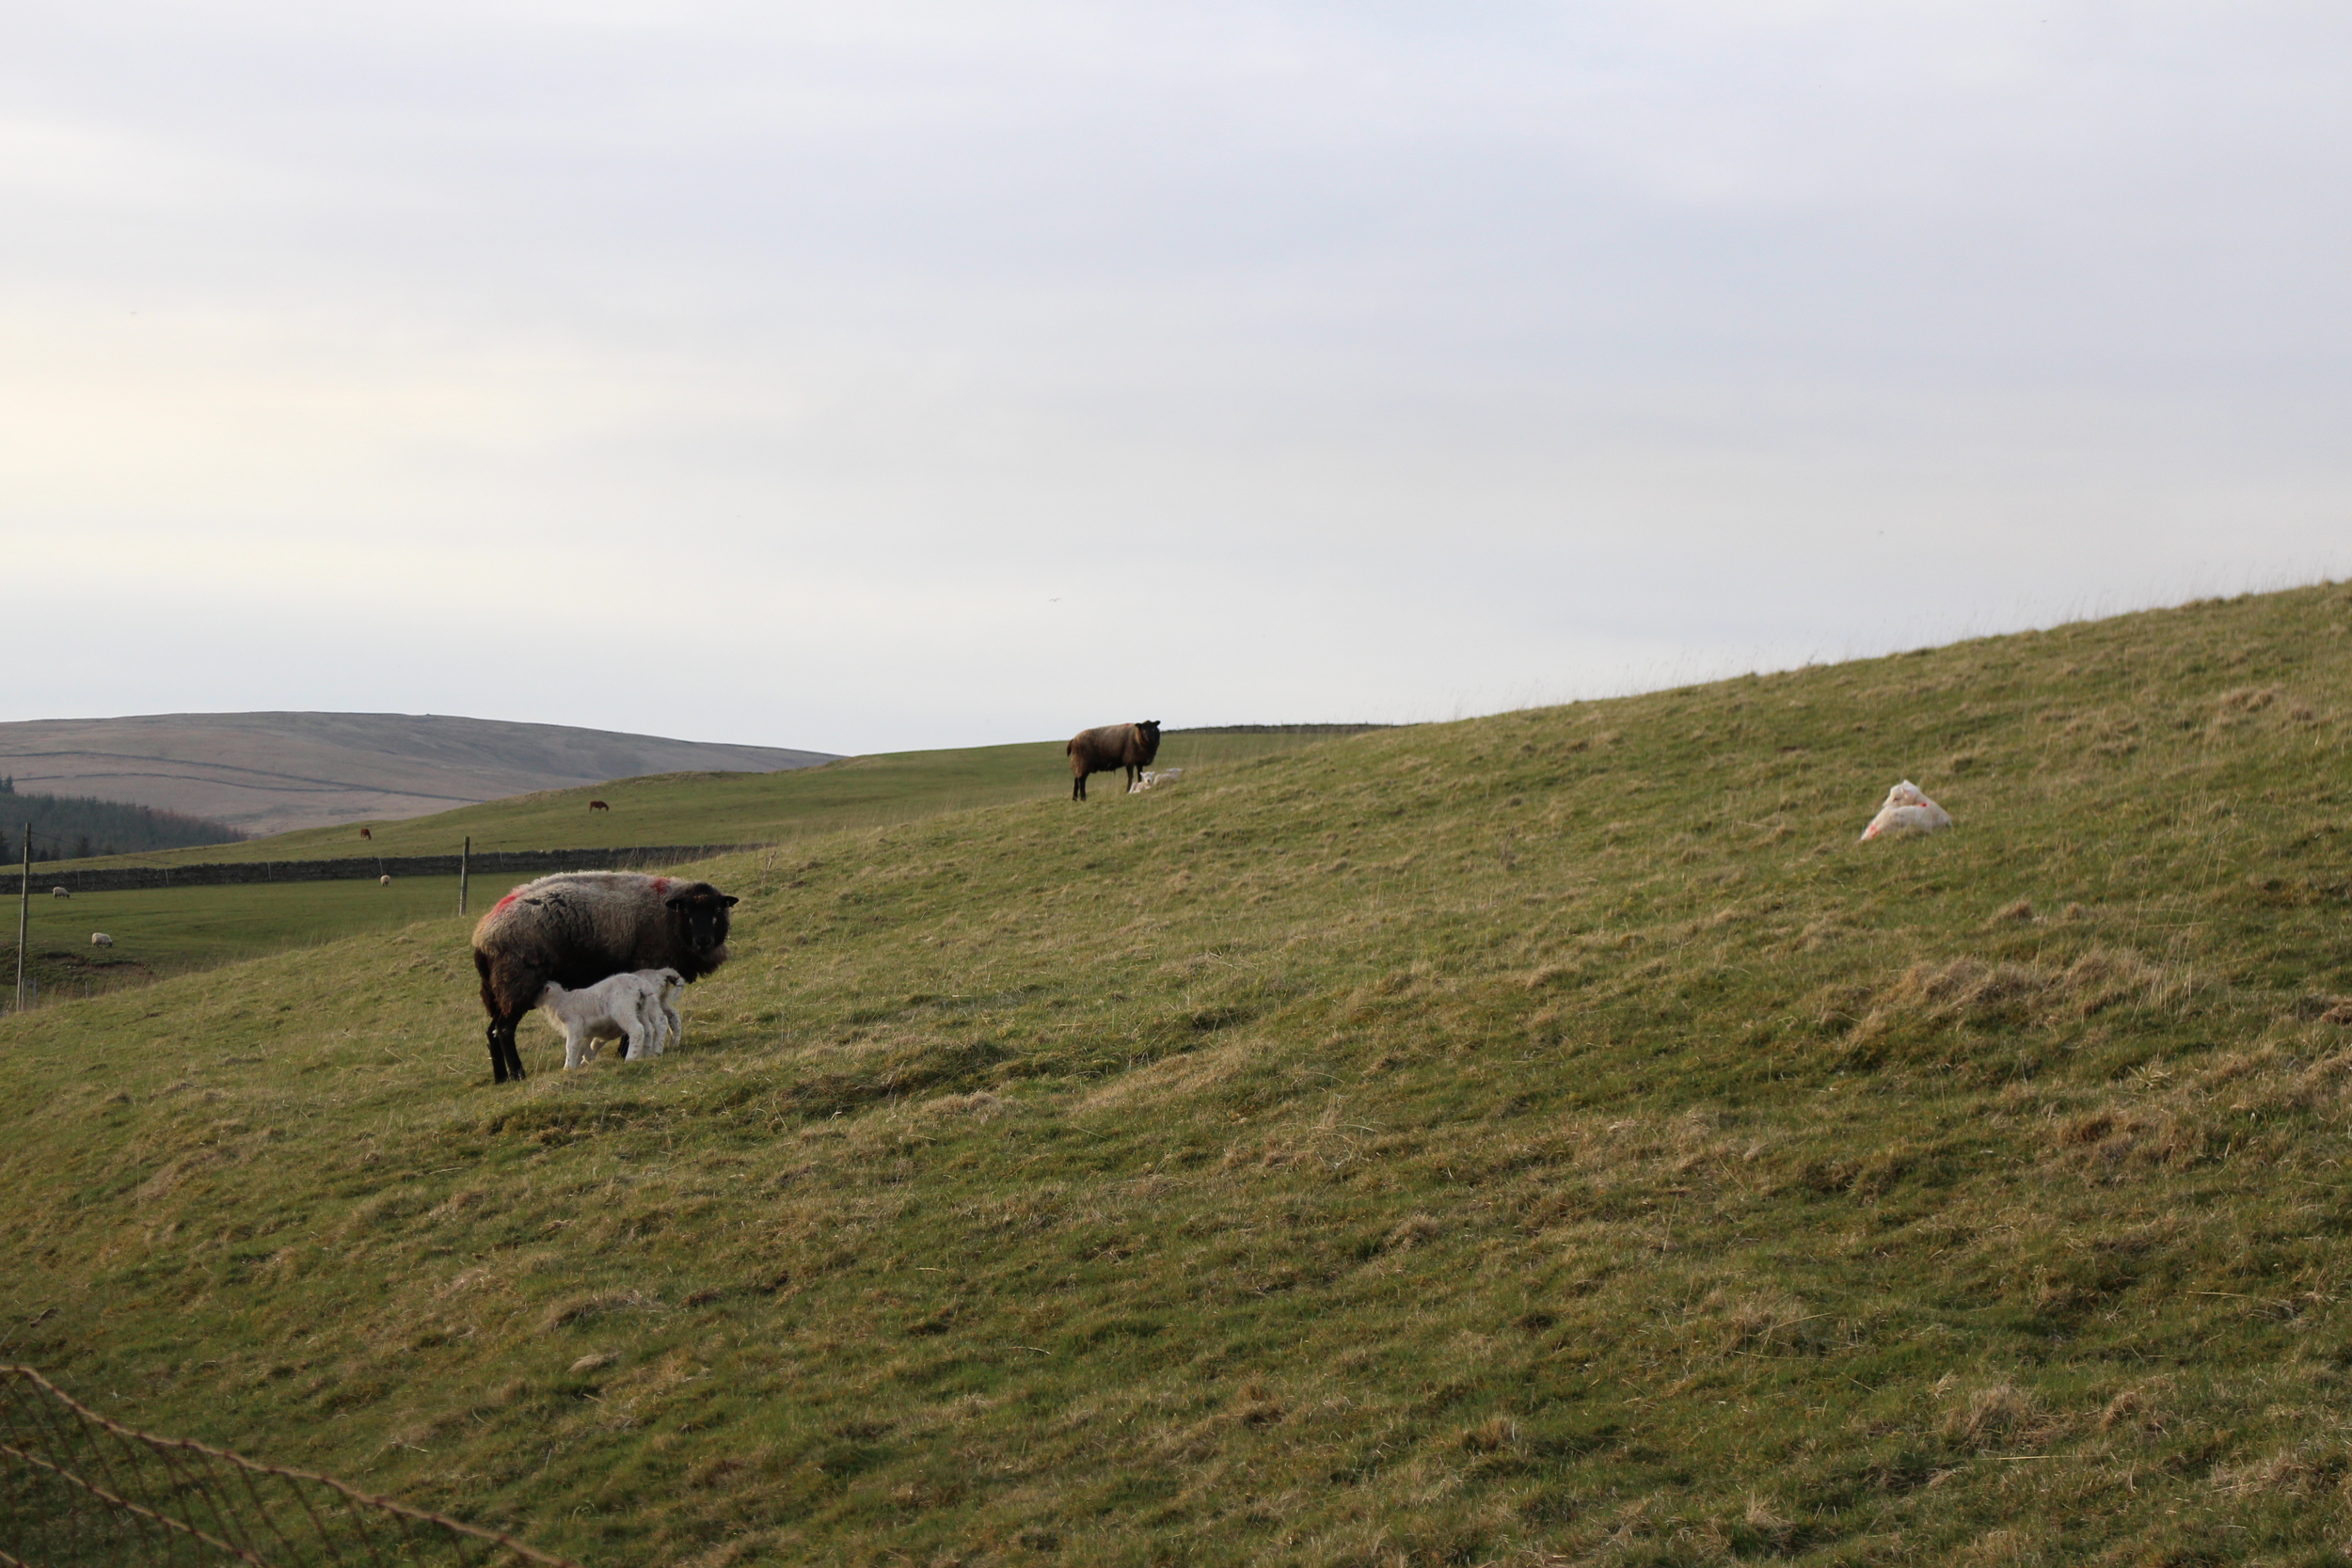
xmin=0 ymin=1366 xmax=580 ymax=1568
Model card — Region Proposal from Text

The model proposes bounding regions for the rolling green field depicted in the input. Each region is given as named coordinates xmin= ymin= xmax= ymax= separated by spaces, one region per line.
xmin=5 ymin=877 xmax=475 ymax=1006
xmin=6 ymin=732 xmax=1355 ymax=999
xmin=7 ymin=588 xmax=2352 ymax=1565
xmin=56 ymin=730 xmax=1352 ymax=870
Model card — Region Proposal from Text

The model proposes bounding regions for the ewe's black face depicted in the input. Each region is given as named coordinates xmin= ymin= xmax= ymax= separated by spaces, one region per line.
xmin=667 ymin=890 xmax=739 ymax=953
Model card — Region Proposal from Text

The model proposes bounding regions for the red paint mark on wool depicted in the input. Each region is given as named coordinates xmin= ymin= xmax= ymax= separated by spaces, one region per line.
xmin=492 ymin=892 xmax=519 ymax=914
xmin=652 ymin=878 xmax=673 ymax=894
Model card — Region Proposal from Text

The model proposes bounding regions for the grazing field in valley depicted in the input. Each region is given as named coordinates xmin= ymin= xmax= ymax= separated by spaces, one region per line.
xmin=6 ymin=732 xmax=1356 ymax=992
xmin=6 ymin=588 xmax=2352 ymax=1565
xmin=40 ymin=729 xmax=1356 ymax=871
xmin=4 ymin=878 xmax=476 ymax=1006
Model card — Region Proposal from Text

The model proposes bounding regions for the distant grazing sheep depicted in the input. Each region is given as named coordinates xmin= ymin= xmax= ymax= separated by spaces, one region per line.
xmin=1860 ymin=780 xmax=1953 ymax=842
xmin=537 ymin=971 xmax=667 ymax=1069
xmin=1068 ymin=720 xmax=1162 ymax=800
xmin=359 ymin=828 xmax=371 ymax=840
xmin=589 ymin=800 xmax=611 ymax=812
xmin=380 ymin=875 xmax=392 ymax=887
xmin=50 ymin=887 xmax=69 ymax=898
xmin=470 ymin=872 xmax=739 ymax=1084
xmin=89 ymin=933 xmax=113 ymax=948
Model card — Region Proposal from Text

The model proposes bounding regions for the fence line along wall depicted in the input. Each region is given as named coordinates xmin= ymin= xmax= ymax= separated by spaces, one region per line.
xmin=0 ymin=1363 xmax=579 ymax=1568
xmin=0 ymin=846 xmax=768 ymax=898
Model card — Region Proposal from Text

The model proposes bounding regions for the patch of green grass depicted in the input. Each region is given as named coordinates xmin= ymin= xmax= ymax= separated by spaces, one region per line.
xmin=2 ymin=877 xmax=477 ymax=1002
xmin=8 ymin=586 xmax=2352 ymax=1564
xmin=62 ymin=730 xmax=1336 ymax=868
xmin=8 ymin=734 xmax=1334 ymax=987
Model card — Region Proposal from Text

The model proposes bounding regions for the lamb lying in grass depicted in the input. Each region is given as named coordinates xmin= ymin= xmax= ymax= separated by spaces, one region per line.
xmin=1860 ymin=780 xmax=1953 ymax=841
xmin=537 ymin=971 xmax=674 ymax=1070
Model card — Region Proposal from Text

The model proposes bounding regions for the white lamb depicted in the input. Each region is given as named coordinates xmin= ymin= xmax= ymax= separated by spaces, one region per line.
xmin=536 ymin=971 xmax=667 ymax=1070
xmin=1859 ymin=780 xmax=1953 ymax=842
xmin=630 ymin=967 xmax=688 ymax=1056
xmin=89 ymin=932 xmax=114 ymax=947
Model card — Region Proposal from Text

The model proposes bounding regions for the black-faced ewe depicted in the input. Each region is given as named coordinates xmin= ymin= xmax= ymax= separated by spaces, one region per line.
xmin=537 ymin=969 xmax=679 ymax=1069
xmin=1067 ymin=720 xmax=1162 ymax=800
xmin=469 ymin=873 xmax=739 ymax=1084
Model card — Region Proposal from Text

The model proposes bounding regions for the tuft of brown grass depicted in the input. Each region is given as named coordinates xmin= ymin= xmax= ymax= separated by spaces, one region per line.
xmin=1947 ymin=1383 xmax=2038 ymax=1447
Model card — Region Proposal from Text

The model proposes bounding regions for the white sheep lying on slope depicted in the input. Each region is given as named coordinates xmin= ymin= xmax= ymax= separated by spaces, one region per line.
xmin=1860 ymin=780 xmax=1953 ymax=841
xmin=537 ymin=971 xmax=673 ymax=1070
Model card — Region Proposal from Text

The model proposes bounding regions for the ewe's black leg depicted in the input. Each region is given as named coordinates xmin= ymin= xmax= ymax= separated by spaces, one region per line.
xmin=490 ymin=1012 xmax=528 ymax=1082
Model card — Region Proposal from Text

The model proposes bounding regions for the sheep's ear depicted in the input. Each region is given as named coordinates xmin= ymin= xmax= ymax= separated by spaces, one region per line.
xmin=721 ymin=895 xmax=740 ymax=907
xmin=664 ymin=895 xmax=688 ymax=910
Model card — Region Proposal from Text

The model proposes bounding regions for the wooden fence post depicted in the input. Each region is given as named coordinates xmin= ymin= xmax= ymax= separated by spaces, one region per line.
xmin=15 ymin=822 xmax=29 ymax=1015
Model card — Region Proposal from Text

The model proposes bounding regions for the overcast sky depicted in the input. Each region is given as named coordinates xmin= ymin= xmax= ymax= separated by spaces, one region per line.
xmin=8 ymin=2 xmax=2348 ymax=753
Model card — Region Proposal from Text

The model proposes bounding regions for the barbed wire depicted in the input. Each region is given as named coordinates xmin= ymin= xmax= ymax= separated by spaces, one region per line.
xmin=0 ymin=1365 xmax=580 ymax=1568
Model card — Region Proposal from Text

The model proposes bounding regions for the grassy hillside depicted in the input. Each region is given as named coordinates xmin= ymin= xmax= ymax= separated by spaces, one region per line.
xmin=7 ymin=734 xmax=1349 ymax=999
xmin=58 ymin=730 xmax=1343 ymax=869
xmin=6 ymin=586 xmax=2352 ymax=1565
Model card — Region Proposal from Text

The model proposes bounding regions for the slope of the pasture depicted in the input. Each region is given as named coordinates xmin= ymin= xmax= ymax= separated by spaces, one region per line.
xmin=56 ymin=730 xmax=1334 ymax=870
xmin=7 ymin=586 xmax=2352 ymax=1566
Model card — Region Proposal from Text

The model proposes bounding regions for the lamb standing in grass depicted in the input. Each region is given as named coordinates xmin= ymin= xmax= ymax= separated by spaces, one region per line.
xmin=537 ymin=971 xmax=667 ymax=1069
xmin=634 ymin=966 xmax=688 ymax=1055
xmin=1860 ymin=780 xmax=1953 ymax=841
xmin=470 ymin=872 xmax=738 ymax=1084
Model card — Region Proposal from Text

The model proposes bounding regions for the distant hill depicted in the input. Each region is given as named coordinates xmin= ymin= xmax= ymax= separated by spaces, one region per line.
xmin=0 ymin=712 xmax=837 ymax=836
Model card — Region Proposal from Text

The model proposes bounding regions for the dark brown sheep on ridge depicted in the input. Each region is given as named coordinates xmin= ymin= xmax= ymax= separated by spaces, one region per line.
xmin=1067 ymin=720 xmax=1162 ymax=800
